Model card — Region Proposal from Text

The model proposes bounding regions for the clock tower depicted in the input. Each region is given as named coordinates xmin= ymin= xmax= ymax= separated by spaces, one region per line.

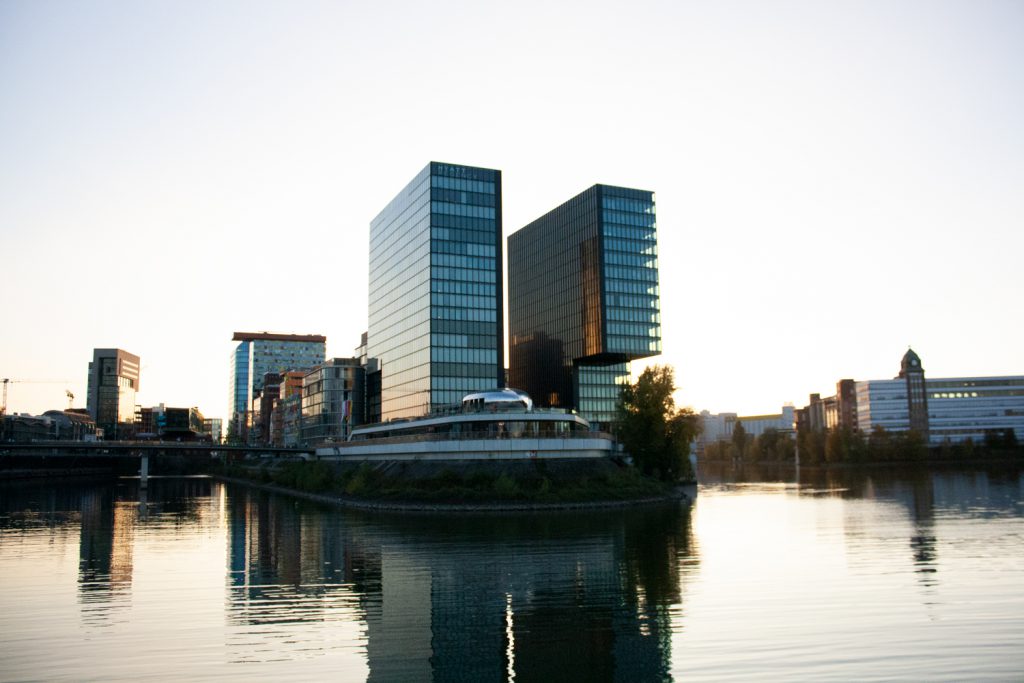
xmin=898 ymin=348 xmax=929 ymax=438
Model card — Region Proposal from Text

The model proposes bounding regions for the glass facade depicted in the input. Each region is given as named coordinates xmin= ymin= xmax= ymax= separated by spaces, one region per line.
xmin=228 ymin=333 xmax=326 ymax=441
xmin=508 ymin=185 xmax=661 ymax=428
xmin=301 ymin=358 xmax=365 ymax=445
xmin=86 ymin=349 xmax=140 ymax=437
xmin=368 ymin=162 xmax=503 ymax=421
xmin=856 ymin=375 xmax=1024 ymax=445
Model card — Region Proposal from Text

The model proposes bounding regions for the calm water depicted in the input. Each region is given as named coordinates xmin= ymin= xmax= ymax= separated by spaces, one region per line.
xmin=0 ymin=466 xmax=1022 ymax=682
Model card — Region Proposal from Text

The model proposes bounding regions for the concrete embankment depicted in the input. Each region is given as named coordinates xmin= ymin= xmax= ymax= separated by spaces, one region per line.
xmin=215 ymin=472 xmax=696 ymax=514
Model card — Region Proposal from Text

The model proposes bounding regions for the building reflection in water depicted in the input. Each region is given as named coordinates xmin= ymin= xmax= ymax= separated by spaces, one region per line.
xmin=78 ymin=488 xmax=134 ymax=617
xmin=225 ymin=489 xmax=697 ymax=680
xmin=75 ymin=478 xmax=217 ymax=624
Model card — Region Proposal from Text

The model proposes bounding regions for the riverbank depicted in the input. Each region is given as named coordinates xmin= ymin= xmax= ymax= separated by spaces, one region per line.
xmin=215 ymin=458 xmax=696 ymax=512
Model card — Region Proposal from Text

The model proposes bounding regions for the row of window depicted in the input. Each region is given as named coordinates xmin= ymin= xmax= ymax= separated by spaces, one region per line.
xmin=431 ymin=253 xmax=497 ymax=271
xmin=605 ymin=293 xmax=659 ymax=309
xmin=603 ymin=224 xmax=657 ymax=242
xmin=430 ymin=293 xmax=496 ymax=310
xmin=606 ymin=320 xmax=660 ymax=335
xmin=430 ymin=333 xmax=495 ymax=349
xmin=432 ymin=376 xmax=495 ymax=392
xmin=431 ymin=239 xmax=496 ymax=257
xmin=433 ymin=362 xmax=496 ymax=378
xmin=430 ymin=175 xmax=496 ymax=194
xmin=430 ymin=348 xmax=498 ymax=364
xmin=433 ymin=319 xmax=497 ymax=336
xmin=432 ymin=188 xmax=496 ymax=207
xmin=601 ymin=196 xmax=655 ymax=214
xmin=432 ymin=201 xmax=497 ymax=219
xmin=603 ymin=209 xmax=656 ymax=228
xmin=433 ymin=214 xmax=496 ymax=231
xmin=604 ymin=251 xmax=658 ymax=269
xmin=931 ymin=390 xmax=1024 ymax=398
xmin=433 ymin=306 xmax=498 ymax=322
xmin=605 ymin=278 xmax=659 ymax=296
xmin=607 ymin=336 xmax=662 ymax=355
xmin=432 ymin=279 xmax=495 ymax=297
xmin=604 ymin=237 xmax=658 ymax=258
xmin=605 ymin=265 xmax=659 ymax=282
xmin=606 ymin=307 xmax=660 ymax=323
xmin=432 ymin=266 xmax=497 ymax=284
xmin=928 ymin=379 xmax=1024 ymax=389
xmin=432 ymin=226 xmax=495 ymax=244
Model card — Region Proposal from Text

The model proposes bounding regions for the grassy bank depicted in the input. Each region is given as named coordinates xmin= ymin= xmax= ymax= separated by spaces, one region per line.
xmin=218 ymin=458 xmax=675 ymax=505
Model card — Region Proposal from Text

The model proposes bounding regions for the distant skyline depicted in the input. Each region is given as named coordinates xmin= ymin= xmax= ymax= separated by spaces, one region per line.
xmin=2 ymin=0 xmax=1022 ymax=419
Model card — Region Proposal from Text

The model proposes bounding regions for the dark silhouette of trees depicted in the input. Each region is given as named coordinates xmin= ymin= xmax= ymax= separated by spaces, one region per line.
xmin=616 ymin=365 xmax=699 ymax=482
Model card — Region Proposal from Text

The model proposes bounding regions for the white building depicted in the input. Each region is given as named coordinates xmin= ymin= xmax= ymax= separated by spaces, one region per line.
xmin=697 ymin=406 xmax=795 ymax=453
xmin=856 ymin=366 xmax=1024 ymax=445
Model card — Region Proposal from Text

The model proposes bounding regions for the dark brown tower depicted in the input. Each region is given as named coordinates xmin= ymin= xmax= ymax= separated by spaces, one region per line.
xmin=898 ymin=348 xmax=929 ymax=439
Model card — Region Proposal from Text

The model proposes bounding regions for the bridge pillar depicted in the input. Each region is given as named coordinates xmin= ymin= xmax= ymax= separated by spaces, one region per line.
xmin=140 ymin=453 xmax=149 ymax=488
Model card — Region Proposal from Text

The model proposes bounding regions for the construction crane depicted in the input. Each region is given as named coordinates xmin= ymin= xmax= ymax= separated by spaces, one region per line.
xmin=1 ymin=378 xmax=75 ymax=416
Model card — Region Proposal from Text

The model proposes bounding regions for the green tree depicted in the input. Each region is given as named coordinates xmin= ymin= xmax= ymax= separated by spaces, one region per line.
xmin=616 ymin=365 xmax=698 ymax=482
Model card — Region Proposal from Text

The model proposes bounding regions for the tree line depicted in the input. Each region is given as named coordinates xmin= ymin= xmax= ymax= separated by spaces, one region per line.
xmin=703 ymin=422 xmax=1020 ymax=464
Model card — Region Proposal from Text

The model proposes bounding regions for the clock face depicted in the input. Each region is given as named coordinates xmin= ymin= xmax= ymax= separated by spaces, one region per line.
xmin=911 ymin=359 xmax=918 ymax=367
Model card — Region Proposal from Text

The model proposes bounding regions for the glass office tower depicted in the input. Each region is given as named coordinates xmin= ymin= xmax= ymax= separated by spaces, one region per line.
xmin=367 ymin=162 xmax=503 ymax=421
xmin=508 ymin=185 xmax=661 ymax=428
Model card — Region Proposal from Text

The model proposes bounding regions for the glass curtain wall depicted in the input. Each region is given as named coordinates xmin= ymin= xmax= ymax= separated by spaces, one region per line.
xmin=368 ymin=162 xmax=503 ymax=420
xmin=429 ymin=163 xmax=502 ymax=408
xmin=600 ymin=187 xmax=661 ymax=358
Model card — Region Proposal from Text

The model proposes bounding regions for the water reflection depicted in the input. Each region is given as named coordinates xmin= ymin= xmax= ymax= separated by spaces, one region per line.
xmin=1 ymin=466 xmax=1021 ymax=682
xmin=224 ymin=489 xmax=697 ymax=680
xmin=698 ymin=462 xmax=1024 ymax=595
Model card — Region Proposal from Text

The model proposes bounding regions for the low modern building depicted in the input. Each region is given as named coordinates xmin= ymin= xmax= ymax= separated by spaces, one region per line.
xmin=0 ymin=410 xmax=99 ymax=442
xmin=697 ymin=406 xmax=795 ymax=454
xmin=796 ymin=349 xmax=1024 ymax=446
xmin=139 ymin=404 xmax=205 ymax=440
xmin=857 ymin=373 xmax=1024 ymax=445
xmin=202 ymin=418 xmax=223 ymax=444
xmin=302 ymin=358 xmax=366 ymax=445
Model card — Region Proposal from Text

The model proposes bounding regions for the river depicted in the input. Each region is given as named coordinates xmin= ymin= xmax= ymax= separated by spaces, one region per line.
xmin=0 ymin=464 xmax=1021 ymax=681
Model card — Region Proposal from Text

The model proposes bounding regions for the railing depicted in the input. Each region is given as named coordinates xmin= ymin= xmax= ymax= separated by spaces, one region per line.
xmin=338 ymin=429 xmax=615 ymax=447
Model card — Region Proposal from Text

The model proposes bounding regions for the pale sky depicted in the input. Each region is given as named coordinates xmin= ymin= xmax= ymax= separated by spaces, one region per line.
xmin=2 ymin=0 xmax=1022 ymax=420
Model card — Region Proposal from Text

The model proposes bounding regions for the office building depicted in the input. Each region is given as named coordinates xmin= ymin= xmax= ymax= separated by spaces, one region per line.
xmin=302 ymin=358 xmax=365 ymax=445
xmin=202 ymin=418 xmax=223 ymax=444
xmin=696 ymin=406 xmax=795 ymax=455
xmin=792 ymin=349 xmax=1024 ymax=446
xmin=857 ymin=372 xmax=1024 ymax=446
xmin=86 ymin=348 xmax=141 ymax=438
xmin=366 ymin=162 xmax=503 ymax=421
xmin=508 ymin=184 xmax=661 ymax=427
xmin=228 ymin=331 xmax=326 ymax=439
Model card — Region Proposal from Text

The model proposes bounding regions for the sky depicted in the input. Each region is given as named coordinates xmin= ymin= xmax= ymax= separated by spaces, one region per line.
xmin=1 ymin=0 xmax=1022 ymax=420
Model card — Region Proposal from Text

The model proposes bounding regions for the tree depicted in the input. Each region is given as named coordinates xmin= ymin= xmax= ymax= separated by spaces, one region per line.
xmin=731 ymin=422 xmax=748 ymax=460
xmin=616 ymin=365 xmax=698 ymax=482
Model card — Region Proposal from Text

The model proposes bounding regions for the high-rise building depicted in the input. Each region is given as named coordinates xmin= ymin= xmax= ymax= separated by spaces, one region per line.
xmin=366 ymin=162 xmax=503 ymax=421
xmin=508 ymin=184 xmax=661 ymax=427
xmin=86 ymin=348 xmax=141 ymax=438
xmin=228 ymin=332 xmax=326 ymax=440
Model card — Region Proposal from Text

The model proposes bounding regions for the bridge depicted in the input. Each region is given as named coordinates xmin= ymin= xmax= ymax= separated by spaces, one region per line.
xmin=0 ymin=441 xmax=314 ymax=485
